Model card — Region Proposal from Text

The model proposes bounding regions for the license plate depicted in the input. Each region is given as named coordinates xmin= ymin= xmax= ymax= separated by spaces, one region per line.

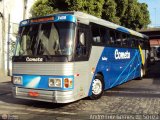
xmin=28 ymin=91 xmax=39 ymax=97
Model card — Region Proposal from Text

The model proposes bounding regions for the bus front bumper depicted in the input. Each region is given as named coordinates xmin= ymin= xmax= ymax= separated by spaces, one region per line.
xmin=12 ymin=86 xmax=75 ymax=103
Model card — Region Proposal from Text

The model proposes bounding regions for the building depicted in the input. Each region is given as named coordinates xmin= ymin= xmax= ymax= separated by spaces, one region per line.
xmin=139 ymin=28 xmax=160 ymax=60
xmin=139 ymin=28 xmax=160 ymax=47
xmin=0 ymin=0 xmax=35 ymax=76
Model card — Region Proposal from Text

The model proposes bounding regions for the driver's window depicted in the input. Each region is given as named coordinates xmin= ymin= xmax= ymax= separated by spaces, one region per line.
xmin=76 ymin=30 xmax=87 ymax=56
xmin=80 ymin=32 xmax=85 ymax=45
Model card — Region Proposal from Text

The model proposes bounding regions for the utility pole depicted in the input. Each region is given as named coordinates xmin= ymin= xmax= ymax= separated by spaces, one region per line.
xmin=7 ymin=14 xmax=10 ymax=76
xmin=23 ymin=0 xmax=28 ymax=19
xmin=0 ymin=0 xmax=5 ymax=75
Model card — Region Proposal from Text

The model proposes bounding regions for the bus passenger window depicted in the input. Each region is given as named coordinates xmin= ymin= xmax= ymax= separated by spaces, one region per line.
xmin=109 ymin=30 xmax=116 ymax=45
xmin=115 ymin=32 xmax=122 ymax=46
xmin=91 ymin=25 xmax=101 ymax=44
xmin=93 ymin=36 xmax=101 ymax=43
xmin=139 ymin=40 xmax=145 ymax=49
xmin=131 ymin=39 xmax=136 ymax=47
xmin=122 ymin=34 xmax=128 ymax=47
xmin=134 ymin=39 xmax=139 ymax=48
xmin=99 ymin=28 xmax=110 ymax=45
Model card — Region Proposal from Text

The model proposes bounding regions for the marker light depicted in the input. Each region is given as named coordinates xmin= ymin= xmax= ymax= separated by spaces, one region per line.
xmin=31 ymin=17 xmax=54 ymax=23
xmin=48 ymin=78 xmax=62 ymax=88
xmin=74 ymin=74 xmax=80 ymax=77
xmin=64 ymin=78 xmax=73 ymax=88
xmin=21 ymin=20 xmax=28 ymax=26
xmin=13 ymin=76 xmax=22 ymax=85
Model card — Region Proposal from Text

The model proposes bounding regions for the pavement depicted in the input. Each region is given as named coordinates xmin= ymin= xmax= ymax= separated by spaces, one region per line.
xmin=0 ymin=71 xmax=11 ymax=83
xmin=0 ymin=75 xmax=11 ymax=83
xmin=0 ymin=61 xmax=159 ymax=120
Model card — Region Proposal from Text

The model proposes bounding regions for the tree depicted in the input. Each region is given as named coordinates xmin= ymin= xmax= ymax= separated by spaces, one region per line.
xmin=31 ymin=0 xmax=55 ymax=17
xmin=101 ymin=0 xmax=120 ymax=24
xmin=31 ymin=0 xmax=104 ymax=18
xmin=114 ymin=0 xmax=128 ymax=18
xmin=114 ymin=0 xmax=150 ymax=30
xmin=138 ymin=3 xmax=151 ymax=29
xmin=31 ymin=0 xmax=150 ymax=30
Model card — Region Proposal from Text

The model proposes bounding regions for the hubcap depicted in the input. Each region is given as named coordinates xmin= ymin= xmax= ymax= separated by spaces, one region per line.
xmin=92 ymin=79 xmax=102 ymax=95
xmin=141 ymin=68 xmax=143 ymax=77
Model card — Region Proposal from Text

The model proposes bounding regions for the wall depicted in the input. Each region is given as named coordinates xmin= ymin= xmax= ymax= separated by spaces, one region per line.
xmin=0 ymin=0 xmax=35 ymax=76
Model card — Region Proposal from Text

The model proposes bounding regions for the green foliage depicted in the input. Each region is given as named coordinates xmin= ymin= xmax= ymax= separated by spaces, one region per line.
xmin=31 ymin=0 xmax=150 ymax=30
xmin=116 ymin=0 xmax=151 ymax=30
xmin=139 ymin=3 xmax=151 ymax=29
xmin=31 ymin=0 xmax=55 ymax=17
xmin=102 ymin=0 xmax=120 ymax=24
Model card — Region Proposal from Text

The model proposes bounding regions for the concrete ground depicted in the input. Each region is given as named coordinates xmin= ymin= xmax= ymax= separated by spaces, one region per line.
xmin=0 ymin=72 xmax=11 ymax=83
xmin=0 ymin=61 xmax=160 ymax=120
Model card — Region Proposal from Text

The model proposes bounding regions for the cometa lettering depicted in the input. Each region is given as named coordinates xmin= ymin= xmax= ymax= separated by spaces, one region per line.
xmin=26 ymin=57 xmax=43 ymax=62
xmin=115 ymin=49 xmax=130 ymax=60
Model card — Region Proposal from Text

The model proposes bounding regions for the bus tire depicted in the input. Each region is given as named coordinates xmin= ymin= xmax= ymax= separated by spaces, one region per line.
xmin=89 ymin=75 xmax=104 ymax=100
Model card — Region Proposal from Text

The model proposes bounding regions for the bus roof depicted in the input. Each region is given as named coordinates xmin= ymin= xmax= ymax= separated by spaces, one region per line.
xmin=21 ymin=11 xmax=148 ymax=39
xmin=71 ymin=11 xmax=148 ymax=39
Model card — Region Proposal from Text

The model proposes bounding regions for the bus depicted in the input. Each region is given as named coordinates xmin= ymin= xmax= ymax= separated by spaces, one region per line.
xmin=12 ymin=11 xmax=150 ymax=103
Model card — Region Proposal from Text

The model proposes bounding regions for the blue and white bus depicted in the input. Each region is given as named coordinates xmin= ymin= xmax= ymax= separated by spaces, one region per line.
xmin=12 ymin=11 xmax=150 ymax=103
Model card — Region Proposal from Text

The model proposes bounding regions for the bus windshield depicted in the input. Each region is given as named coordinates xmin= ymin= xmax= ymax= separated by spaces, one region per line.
xmin=15 ymin=22 xmax=75 ymax=56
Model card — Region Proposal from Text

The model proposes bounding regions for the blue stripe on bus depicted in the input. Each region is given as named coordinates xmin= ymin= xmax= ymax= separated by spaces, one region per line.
xmin=54 ymin=14 xmax=76 ymax=23
xmin=110 ymin=51 xmax=139 ymax=87
xmin=88 ymin=47 xmax=141 ymax=96
xmin=117 ymin=27 xmax=130 ymax=34
xmin=13 ymin=74 xmax=74 ymax=90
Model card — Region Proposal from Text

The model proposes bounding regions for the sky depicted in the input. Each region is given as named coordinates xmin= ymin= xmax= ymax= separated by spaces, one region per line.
xmin=138 ymin=0 xmax=160 ymax=27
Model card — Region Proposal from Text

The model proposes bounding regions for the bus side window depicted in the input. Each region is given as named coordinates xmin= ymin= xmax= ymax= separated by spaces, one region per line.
xmin=139 ymin=39 xmax=144 ymax=49
xmin=122 ymin=33 xmax=128 ymax=47
xmin=105 ymin=29 xmax=110 ymax=45
xmin=109 ymin=30 xmax=116 ymax=45
xmin=115 ymin=32 xmax=122 ymax=46
xmin=99 ymin=28 xmax=110 ymax=45
xmin=128 ymin=35 xmax=135 ymax=48
xmin=134 ymin=39 xmax=139 ymax=48
xmin=91 ymin=24 xmax=102 ymax=45
xmin=131 ymin=39 xmax=135 ymax=48
xmin=99 ymin=27 xmax=108 ymax=44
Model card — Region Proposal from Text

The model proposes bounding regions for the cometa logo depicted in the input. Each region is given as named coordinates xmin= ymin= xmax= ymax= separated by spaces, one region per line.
xmin=26 ymin=57 xmax=43 ymax=62
xmin=115 ymin=49 xmax=130 ymax=60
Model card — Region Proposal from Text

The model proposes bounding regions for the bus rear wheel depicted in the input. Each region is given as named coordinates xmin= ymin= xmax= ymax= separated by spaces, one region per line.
xmin=89 ymin=75 xmax=104 ymax=100
xmin=139 ymin=67 xmax=145 ymax=80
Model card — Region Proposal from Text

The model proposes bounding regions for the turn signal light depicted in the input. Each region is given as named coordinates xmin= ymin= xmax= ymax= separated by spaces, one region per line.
xmin=64 ymin=78 xmax=73 ymax=88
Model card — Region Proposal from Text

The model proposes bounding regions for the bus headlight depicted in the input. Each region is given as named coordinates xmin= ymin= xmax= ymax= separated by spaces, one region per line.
xmin=13 ymin=76 xmax=22 ymax=85
xmin=48 ymin=78 xmax=62 ymax=88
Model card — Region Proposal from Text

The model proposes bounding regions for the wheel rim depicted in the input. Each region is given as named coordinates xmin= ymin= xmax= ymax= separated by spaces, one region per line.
xmin=141 ymin=68 xmax=143 ymax=77
xmin=92 ymin=79 xmax=102 ymax=95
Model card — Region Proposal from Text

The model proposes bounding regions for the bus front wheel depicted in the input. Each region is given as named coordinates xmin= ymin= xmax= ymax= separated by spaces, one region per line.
xmin=89 ymin=75 xmax=104 ymax=100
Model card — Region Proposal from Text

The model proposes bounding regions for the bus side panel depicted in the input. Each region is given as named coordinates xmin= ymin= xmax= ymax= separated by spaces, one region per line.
xmin=73 ymin=61 xmax=90 ymax=100
xmin=108 ymin=47 xmax=142 ymax=88
xmin=86 ymin=46 xmax=105 ymax=96
xmin=88 ymin=47 xmax=142 ymax=96
xmin=71 ymin=46 xmax=105 ymax=100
